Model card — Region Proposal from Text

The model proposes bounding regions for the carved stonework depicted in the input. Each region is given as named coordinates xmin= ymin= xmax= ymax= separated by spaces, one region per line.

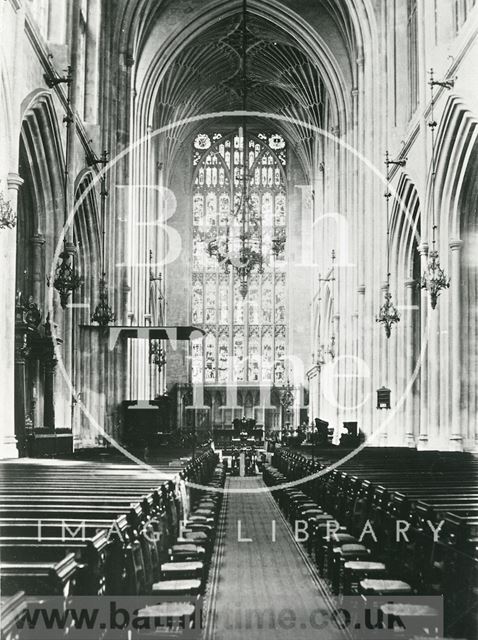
xmin=15 ymin=291 xmax=42 ymax=360
xmin=182 ymin=384 xmax=193 ymax=407
xmin=163 ymin=0 xmax=196 ymax=26
xmin=36 ymin=314 xmax=62 ymax=368
xmin=0 ymin=189 xmax=16 ymax=229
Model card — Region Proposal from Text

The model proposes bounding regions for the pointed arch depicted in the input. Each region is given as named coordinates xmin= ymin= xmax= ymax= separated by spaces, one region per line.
xmin=17 ymin=93 xmax=65 ymax=310
xmin=390 ymin=173 xmax=421 ymax=282
xmin=73 ymin=171 xmax=101 ymax=322
xmin=18 ymin=93 xmax=65 ymax=239
xmin=433 ymin=96 xmax=478 ymax=239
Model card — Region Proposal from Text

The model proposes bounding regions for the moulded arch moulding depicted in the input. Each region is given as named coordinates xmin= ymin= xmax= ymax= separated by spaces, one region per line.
xmin=18 ymin=92 xmax=66 ymax=239
xmin=134 ymin=0 xmax=353 ymax=138
xmin=318 ymin=0 xmax=379 ymax=96
xmin=74 ymin=167 xmax=97 ymax=196
xmin=74 ymin=173 xmax=102 ymax=304
xmin=20 ymin=91 xmax=65 ymax=174
xmin=0 ymin=66 xmax=15 ymax=165
xmin=431 ymin=96 xmax=478 ymax=240
xmin=312 ymin=282 xmax=334 ymax=359
xmin=115 ymin=0 xmax=155 ymax=56
xmin=389 ymin=173 xmax=421 ymax=282
xmin=74 ymin=171 xmax=101 ymax=252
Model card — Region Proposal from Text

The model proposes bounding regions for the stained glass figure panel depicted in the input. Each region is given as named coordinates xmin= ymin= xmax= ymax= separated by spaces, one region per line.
xmin=205 ymin=275 xmax=217 ymax=324
xmin=205 ymin=331 xmax=216 ymax=383
xmin=218 ymin=274 xmax=229 ymax=324
xmin=275 ymin=273 xmax=286 ymax=323
xmin=205 ymin=192 xmax=217 ymax=227
xmin=217 ymin=329 xmax=229 ymax=384
xmin=192 ymin=276 xmax=203 ymax=324
xmin=275 ymin=192 xmax=286 ymax=226
xmin=193 ymin=194 xmax=204 ymax=226
xmin=262 ymin=327 xmax=274 ymax=383
xmin=218 ymin=193 xmax=230 ymax=225
xmin=233 ymin=327 xmax=245 ymax=382
xmin=274 ymin=326 xmax=286 ymax=385
xmin=192 ymin=339 xmax=203 ymax=383
xmin=248 ymin=277 xmax=260 ymax=324
xmin=262 ymin=275 xmax=273 ymax=324
xmin=233 ymin=280 xmax=245 ymax=325
xmin=248 ymin=326 xmax=260 ymax=382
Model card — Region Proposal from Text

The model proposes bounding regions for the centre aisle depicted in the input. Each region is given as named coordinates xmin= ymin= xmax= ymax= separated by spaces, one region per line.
xmin=205 ymin=476 xmax=344 ymax=640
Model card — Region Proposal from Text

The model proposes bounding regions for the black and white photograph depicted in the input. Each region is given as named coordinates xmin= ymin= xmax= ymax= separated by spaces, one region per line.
xmin=0 ymin=1 xmax=477 ymax=638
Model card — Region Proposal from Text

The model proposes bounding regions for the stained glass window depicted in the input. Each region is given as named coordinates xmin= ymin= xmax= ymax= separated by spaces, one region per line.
xmin=204 ymin=331 xmax=216 ymax=383
xmin=191 ymin=131 xmax=288 ymax=384
xmin=191 ymin=339 xmax=203 ymax=383
xmin=205 ymin=275 xmax=217 ymax=324
xmin=233 ymin=327 xmax=245 ymax=382
xmin=248 ymin=276 xmax=260 ymax=324
xmin=218 ymin=274 xmax=229 ymax=324
xmin=248 ymin=326 xmax=260 ymax=382
xmin=192 ymin=276 xmax=203 ymax=324
xmin=217 ymin=329 xmax=229 ymax=384
xmin=262 ymin=327 xmax=274 ymax=383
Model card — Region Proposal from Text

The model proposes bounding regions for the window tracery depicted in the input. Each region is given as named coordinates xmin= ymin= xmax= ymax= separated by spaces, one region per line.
xmin=191 ymin=131 xmax=288 ymax=384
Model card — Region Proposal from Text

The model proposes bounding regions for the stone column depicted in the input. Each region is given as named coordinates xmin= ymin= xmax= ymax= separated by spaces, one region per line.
xmin=43 ymin=358 xmax=57 ymax=430
xmin=333 ymin=313 xmax=341 ymax=428
xmin=417 ymin=243 xmax=429 ymax=448
xmin=357 ymin=284 xmax=366 ymax=433
xmin=428 ymin=272 xmax=440 ymax=449
xmin=351 ymin=311 xmax=359 ymax=413
xmin=0 ymin=173 xmax=23 ymax=458
xmin=449 ymin=239 xmax=464 ymax=450
xmin=379 ymin=281 xmax=389 ymax=446
xmin=404 ymin=278 xmax=417 ymax=447
xmin=306 ymin=366 xmax=319 ymax=421
xmin=14 ymin=329 xmax=28 ymax=457
xmin=31 ymin=233 xmax=45 ymax=431
xmin=31 ymin=234 xmax=45 ymax=301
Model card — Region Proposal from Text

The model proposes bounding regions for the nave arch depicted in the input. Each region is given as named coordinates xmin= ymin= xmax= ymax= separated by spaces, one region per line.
xmin=14 ymin=94 xmax=66 ymax=452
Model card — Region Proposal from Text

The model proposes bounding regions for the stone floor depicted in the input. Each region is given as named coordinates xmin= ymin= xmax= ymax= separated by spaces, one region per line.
xmin=206 ymin=476 xmax=344 ymax=640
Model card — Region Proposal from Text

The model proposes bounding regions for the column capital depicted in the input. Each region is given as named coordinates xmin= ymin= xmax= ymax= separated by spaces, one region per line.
xmin=380 ymin=281 xmax=389 ymax=291
xmin=31 ymin=233 xmax=45 ymax=246
xmin=7 ymin=173 xmax=24 ymax=191
xmin=449 ymin=434 xmax=463 ymax=451
xmin=0 ymin=434 xmax=18 ymax=459
xmin=124 ymin=52 xmax=135 ymax=67
xmin=449 ymin=238 xmax=464 ymax=251
xmin=404 ymin=278 xmax=416 ymax=288
xmin=7 ymin=0 xmax=22 ymax=12
xmin=357 ymin=284 xmax=366 ymax=295
xmin=417 ymin=242 xmax=429 ymax=256
xmin=64 ymin=241 xmax=77 ymax=255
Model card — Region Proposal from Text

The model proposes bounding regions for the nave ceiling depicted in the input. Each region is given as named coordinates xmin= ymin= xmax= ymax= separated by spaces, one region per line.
xmin=107 ymin=0 xmax=367 ymax=177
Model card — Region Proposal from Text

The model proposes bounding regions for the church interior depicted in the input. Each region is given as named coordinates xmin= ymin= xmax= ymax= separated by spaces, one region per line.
xmin=0 ymin=0 xmax=477 ymax=638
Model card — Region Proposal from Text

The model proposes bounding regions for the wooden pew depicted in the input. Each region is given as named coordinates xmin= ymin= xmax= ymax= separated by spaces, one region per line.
xmin=0 ymin=530 xmax=109 ymax=594
xmin=0 ymin=553 xmax=77 ymax=596
xmin=269 ymin=447 xmax=478 ymax=639
xmin=0 ymin=448 xmax=219 ymax=603
xmin=0 ymin=592 xmax=26 ymax=640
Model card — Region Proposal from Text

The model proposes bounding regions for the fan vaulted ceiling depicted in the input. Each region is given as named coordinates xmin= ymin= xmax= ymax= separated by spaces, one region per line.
xmin=152 ymin=10 xmax=337 ymax=176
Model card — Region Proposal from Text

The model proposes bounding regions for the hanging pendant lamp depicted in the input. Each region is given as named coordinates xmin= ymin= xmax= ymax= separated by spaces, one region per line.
xmin=420 ymin=69 xmax=451 ymax=310
xmin=376 ymin=151 xmax=404 ymax=338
